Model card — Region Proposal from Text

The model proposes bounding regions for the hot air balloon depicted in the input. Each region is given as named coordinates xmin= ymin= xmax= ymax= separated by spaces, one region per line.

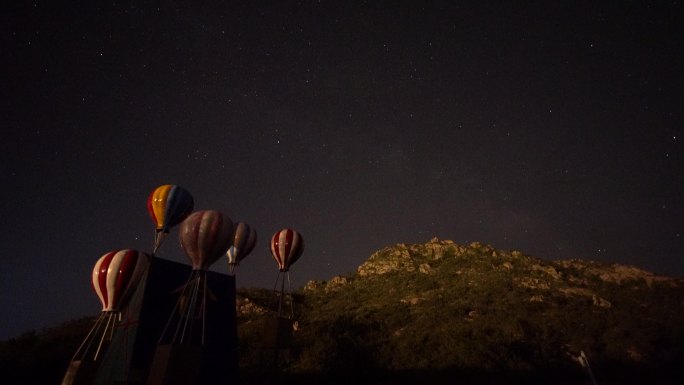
xmin=63 ymin=250 xmax=150 ymax=385
xmin=179 ymin=210 xmax=233 ymax=271
xmin=226 ymin=222 xmax=257 ymax=275
xmin=92 ymin=249 xmax=150 ymax=312
xmin=269 ymin=228 xmax=304 ymax=319
xmin=270 ymin=228 xmax=304 ymax=272
xmin=157 ymin=210 xmax=233 ymax=346
xmin=147 ymin=184 xmax=194 ymax=253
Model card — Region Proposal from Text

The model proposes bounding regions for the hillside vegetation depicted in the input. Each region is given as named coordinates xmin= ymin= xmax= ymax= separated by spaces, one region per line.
xmin=239 ymin=239 xmax=684 ymax=384
xmin=3 ymin=239 xmax=683 ymax=384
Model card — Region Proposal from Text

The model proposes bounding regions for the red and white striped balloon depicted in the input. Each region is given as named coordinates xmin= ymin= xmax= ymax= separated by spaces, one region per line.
xmin=91 ymin=249 xmax=150 ymax=312
xmin=179 ymin=210 xmax=233 ymax=271
xmin=270 ymin=228 xmax=304 ymax=272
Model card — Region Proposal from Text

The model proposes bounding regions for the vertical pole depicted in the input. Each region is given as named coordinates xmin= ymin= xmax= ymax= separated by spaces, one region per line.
xmin=286 ymin=272 xmax=294 ymax=319
xmin=201 ymin=271 xmax=207 ymax=346
xmin=278 ymin=274 xmax=286 ymax=317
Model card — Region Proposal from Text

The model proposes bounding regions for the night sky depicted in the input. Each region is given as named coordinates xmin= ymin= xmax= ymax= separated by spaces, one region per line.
xmin=2 ymin=1 xmax=682 ymax=340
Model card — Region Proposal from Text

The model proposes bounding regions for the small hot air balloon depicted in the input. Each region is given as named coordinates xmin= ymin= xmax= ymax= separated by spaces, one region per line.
xmin=147 ymin=184 xmax=194 ymax=252
xmin=65 ymin=249 xmax=150 ymax=377
xmin=270 ymin=228 xmax=304 ymax=272
xmin=268 ymin=228 xmax=304 ymax=319
xmin=92 ymin=249 xmax=150 ymax=312
xmin=226 ymin=222 xmax=257 ymax=275
xmin=154 ymin=210 xmax=232 ymax=346
xmin=179 ymin=210 xmax=233 ymax=271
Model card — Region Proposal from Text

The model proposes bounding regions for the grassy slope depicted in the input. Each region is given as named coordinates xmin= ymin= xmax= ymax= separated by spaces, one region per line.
xmin=3 ymin=240 xmax=683 ymax=384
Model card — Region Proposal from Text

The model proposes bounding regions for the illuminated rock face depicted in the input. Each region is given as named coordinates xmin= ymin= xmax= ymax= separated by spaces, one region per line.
xmin=357 ymin=246 xmax=414 ymax=276
xmin=296 ymin=239 xmax=683 ymax=378
xmin=356 ymin=239 xmax=514 ymax=277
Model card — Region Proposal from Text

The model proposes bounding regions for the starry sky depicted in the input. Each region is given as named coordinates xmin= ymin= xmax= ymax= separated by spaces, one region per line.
xmin=2 ymin=1 xmax=682 ymax=340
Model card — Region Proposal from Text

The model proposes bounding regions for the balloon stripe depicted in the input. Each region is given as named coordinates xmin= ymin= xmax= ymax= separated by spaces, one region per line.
xmin=236 ymin=224 xmax=246 ymax=252
xmin=276 ymin=231 xmax=285 ymax=270
xmin=279 ymin=231 xmax=287 ymax=269
xmin=198 ymin=211 xmax=213 ymax=265
xmin=165 ymin=186 xmax=185 ymax=230
xmin=113 ymin=250 xmax=136 ymax=311
xmin=283 ymin=229 xmax=294 ymax=270
xmin=208 ymin=213 xmax=223 ymax=262
xmin=152 ymin=185 xmax=168 ymax=230
xmin=215 ymin=216 xmax=232 ymax=267
xmin=290 ymin=233 xmax=303 ymax=268
xmin=106 ymin=251 xmax=126 ymax=311
xmin=92 ymin=256 xmax=107 ymax=310
xmin=98 ymin=252 xmax=114 ymax=310
xmin=146 ymin=193 xmax=157 ymax=227
xmin=163 ymin=185 xmax=178 ymax=226
xmin=159 ymin=184 xmax=174 ymax=229
xmin=151 ymin=187 xmax=163 ymax=229
xmin=194 ymin=211 xmax=205 ymax=266
xmin=277 ymin=229 xmax=287 ymax=270
xmin=272 ymin=231 xmax=281 ymax=269
xmin=167 ymin=186 xmax=192 ymax=231
xmin=271 ymin=231 xmax=282 ymax=269
xmin=233 ymin=223 xmax=244 ymax=250
xmin=183 ymin=217 xmax=196 ymax=268
xmin=227 ymin=247 xmax=235 ymax=264
xmin=278 ymin=230 xmax=287 ymax=268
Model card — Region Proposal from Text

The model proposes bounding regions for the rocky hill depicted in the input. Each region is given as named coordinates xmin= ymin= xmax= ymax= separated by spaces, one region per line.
xmin=239 ymin=238 xmax=684 ymax=384
xmin=3 ymin=239 xmax=683 ymax=384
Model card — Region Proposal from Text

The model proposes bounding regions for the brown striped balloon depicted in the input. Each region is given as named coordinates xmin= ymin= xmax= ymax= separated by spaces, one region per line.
xmin=227 ymin=222 xmax=257 ymax=266
xmin=179 ymin=210 xmax=233 ymax=271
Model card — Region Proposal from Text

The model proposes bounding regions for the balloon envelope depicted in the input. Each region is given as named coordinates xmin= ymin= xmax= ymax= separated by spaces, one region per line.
xmin=92 ymin=249 xmax=150 ymax=312
xmin=270 ymin=228 xmax=304 ymax=272
xmin=227 ymin=222 xmax=257 ymax=266
xmin=180 ymin=210 xmax=233 ymax=271
xmin=147 ymin=185 xmax=194 ymax=233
